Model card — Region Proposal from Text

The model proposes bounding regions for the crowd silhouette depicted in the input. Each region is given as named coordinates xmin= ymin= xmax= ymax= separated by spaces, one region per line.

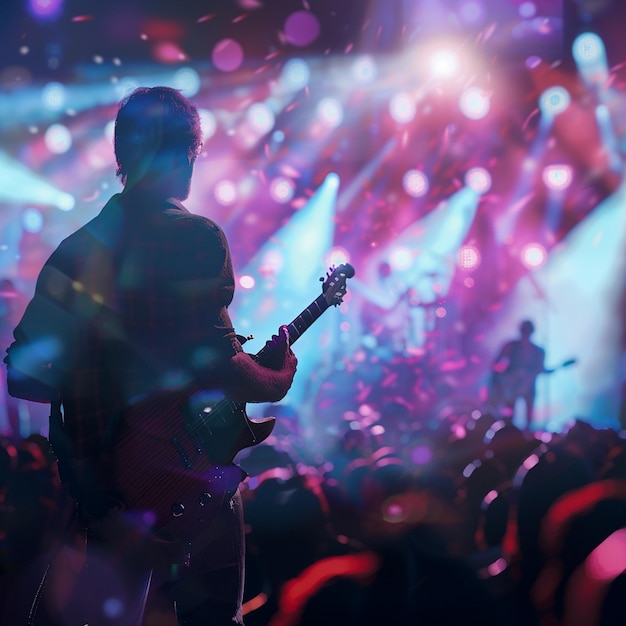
xmin=2 ymin=400 xmax=626 ymax=625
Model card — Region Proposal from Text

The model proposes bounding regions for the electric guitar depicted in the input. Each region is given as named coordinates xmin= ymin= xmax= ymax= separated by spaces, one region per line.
xmin=112 ymin=263 xmax=354 ymax=543
xmin=489 ymin=357 xmax=577 ymax=407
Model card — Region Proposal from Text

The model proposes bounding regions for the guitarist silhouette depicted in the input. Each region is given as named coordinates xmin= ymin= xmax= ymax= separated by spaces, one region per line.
xmin=488 ymin=320 xmax=575 ymax=429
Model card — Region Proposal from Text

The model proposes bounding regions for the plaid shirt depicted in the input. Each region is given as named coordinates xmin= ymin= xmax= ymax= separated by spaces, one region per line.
xmin=5 ymin=190 xmax=241 ymax=474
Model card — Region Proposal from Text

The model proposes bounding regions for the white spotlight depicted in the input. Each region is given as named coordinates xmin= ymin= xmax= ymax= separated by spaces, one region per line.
xmin=269 ymin=177 xmax=295 ymax=203
xmin=317 ymin=98 xmax=343 ymax=128
xmin=459 ymin=87 xmax=490 ymax=120
xmin=402 ymin=169 xmax=429 ymax=198
xmin=542 ymin=164 xmax=573 ymax=191
xmin=389 ymin=93 xmax=416 ymax=124
xmin=282 ymin=58 xmax=310 ymax=91
xmin=44 ymin=123 xmax=72 ymax=154
xmin=430 ymin=48 xmax=460 ymax=78
xmin=465 ymin=167 xmax=491 ymax=194
xmin=352 ymin=55 xmax=377 ymax=84
xmin=246 ymin=103 xmax=275 ymax=135
xmin=214 ymin=180 xmax=238 ymax=206
xmin=521 ymin=243 xmax=547 ymax=269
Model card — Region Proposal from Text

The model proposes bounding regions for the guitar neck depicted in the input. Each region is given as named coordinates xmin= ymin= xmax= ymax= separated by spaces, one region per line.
xmin=255 ymin=293 xmax=330 ymax=360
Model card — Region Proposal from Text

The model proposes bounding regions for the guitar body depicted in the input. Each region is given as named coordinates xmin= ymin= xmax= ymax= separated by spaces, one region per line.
xmin=111 ymin=263 xmax=354 ymax=543
xmin=112 ymin=391 xmax=275 ymax=542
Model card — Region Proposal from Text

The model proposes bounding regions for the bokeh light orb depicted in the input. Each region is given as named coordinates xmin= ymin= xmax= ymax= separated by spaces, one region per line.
xmin=389 ymin=93 xmax=416 ymax=124
xmin=21 ymin=208 xmax=44 ymax=234
xmin=115 ymin=77 xmax=140 ymax=99
xmin=542 ymin=164 xmax=573 ymax=191
xmin=573 ymin=32 xmax=605 ymax=65
xmin=458 ymin=0 xmax=485 ymax=25
xmin=317 ymin=98 xmax=343 ymax=128
xmin=269 ymin=177 xmax=295 ymax=203
xmin=326 ymin=246 xmax=351 ymax=269
xmin=42 ymin=82 xmax=66 ymax=111
xmin=260 ymin=249 xmax=284 ymax=275
xmin=239 ymin=275 xmax=256 ymax=290
xmin=539 ymin=86 xmax=570 ymax=116
xmin=465 ymin=167 xmax=492 ymax=193
xmin=352 ymin=55 xmax=377 ymax=84
xmin=212 ymin=39 xmax=244 ymax=72
xmin=44 ymin=123 xmax=72 ymax=154
xmin=281 ymin=58 xmax=310 ymax=90
xmin=459 ymin=87 xmax=490 ymax=120
xmin=402 ymin=169 xmax=429 ymax=197
xmin=198 ymin=109 xmax=218 ymax=140
xmin=389 ymin=246 xmax=413 ymax=271
xmin=284 ymin=11 xmax=321 ymax=47
xmin=521 ymin=242 xmax=547 ymax=269
xmin=56 ymin=193 xmax=75 ymax=211
xmin=518 ymin=2 xmax=537 ymax=18
xmin=28 ymin=0 xmax=63 ymax=21
xmin=457 ymin=245 xmax=481 ymax=270
xmin=172 ymin=67 xmax=201 ymax=96
xmin=246 ymin=102 xmax=275 ymax=135
xmin=214 ymin=180 xmax=238 ymax=206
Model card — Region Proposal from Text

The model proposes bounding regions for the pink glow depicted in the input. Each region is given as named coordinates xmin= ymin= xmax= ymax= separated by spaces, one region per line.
xmin=284 ymin=11 xmax=321 ymax=47
xmin=212 ymin=39 xmax=244 ymax=72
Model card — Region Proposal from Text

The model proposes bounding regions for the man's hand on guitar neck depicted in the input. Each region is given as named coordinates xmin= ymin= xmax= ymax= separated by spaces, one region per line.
xmin=226 ymin=325 xmax=298 ymax=403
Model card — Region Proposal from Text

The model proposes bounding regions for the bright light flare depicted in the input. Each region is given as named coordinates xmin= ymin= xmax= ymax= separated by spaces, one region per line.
xmin=42 ymin=82 xmax=66 ymax=111
xmin=44 ymin=123 xmax=72 ymax=154
xmin=429 ymin=48 xmax=460 ymax=78
xmin=214 ymin=180 xmax=238 ymax=206
xmin=246 ymin=102 xmax=275 ymax=135
xmin=281 ymin=58 xmax=310 ymax=91
xmin=389 ymin=246 xmax=413 ymax=271
xmin=172 ymin=67 xmax=201 ymax=97
xmin=317 ymin=98 xmax=343 ymax=128
xmin=542 ymin=164 xmax=573 ymax=191
xmin=389 ymin=93 xmax=416 ymax=124
xmin=326 ymin=246 xmax=351 ymax=269
xmin=269 ymin=177 xmax=295 ymax=203
xmin=402 ymin=169 xmax=429 ymax=197
xmin=539 ymin=86 xmax=570 ymax=116
xmin=459 ymin=87 xmax=490 ymax=120
xmin=239 ymin=275 xmax=256 ymax=290
xmin=199 ymin=109 xmax=218 ymax=140
xmin=521 ymin=243 xmax=547 ymax=269
xmin=465 ymin=167 xmax=491 ymax=193
xmin=352 ymin=55 xmax=377 ymax=84
xmin=457 ymin=245 xmax=481 ymax=270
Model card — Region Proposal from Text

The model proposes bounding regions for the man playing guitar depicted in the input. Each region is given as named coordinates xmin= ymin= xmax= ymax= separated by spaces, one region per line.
xmin=4 ymin=87 xmax=298 ymax=626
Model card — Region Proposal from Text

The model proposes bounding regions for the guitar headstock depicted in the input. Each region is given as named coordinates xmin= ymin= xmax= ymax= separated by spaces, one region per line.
xmin=321 ymin=263 xmax=355 ymax=307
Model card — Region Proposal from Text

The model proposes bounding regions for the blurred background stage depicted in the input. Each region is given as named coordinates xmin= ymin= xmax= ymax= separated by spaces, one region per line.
xmin=0 ymin=0 xmax=625 ymax=447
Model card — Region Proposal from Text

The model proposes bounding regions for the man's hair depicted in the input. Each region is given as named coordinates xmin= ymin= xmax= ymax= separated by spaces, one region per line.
xmin=114 ymin=86 xmax=202 ymax=181
xmin=520 ymin=319 xmax=535 ymax=335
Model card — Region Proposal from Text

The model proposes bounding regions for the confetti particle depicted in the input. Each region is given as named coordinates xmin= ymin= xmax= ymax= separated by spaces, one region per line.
xmin=71 ymin=15 xmax=93 ymax=22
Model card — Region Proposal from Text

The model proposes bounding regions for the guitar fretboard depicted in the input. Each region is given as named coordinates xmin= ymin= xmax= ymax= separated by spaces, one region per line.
xmin=255 ymin=293 xmax=329 ymax=361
